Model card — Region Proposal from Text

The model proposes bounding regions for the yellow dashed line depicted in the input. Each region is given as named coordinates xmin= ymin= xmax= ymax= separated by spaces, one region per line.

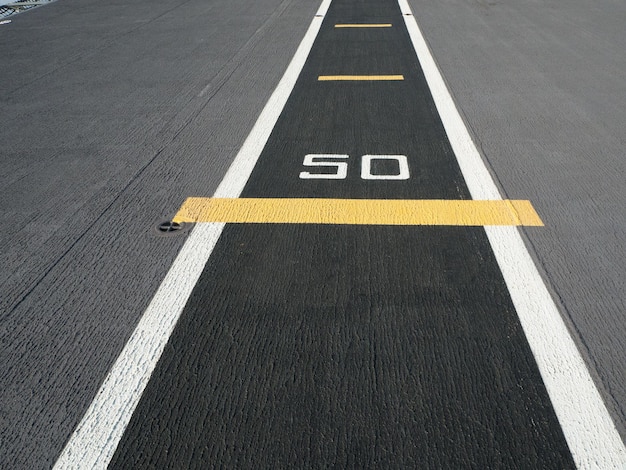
xmin=173 ymin=198 xmax=543 ymax=226
xmin=335 ymin=24 xmax=393 ymax=28
xmin=318 ymin=75 xmax=404 ymax=81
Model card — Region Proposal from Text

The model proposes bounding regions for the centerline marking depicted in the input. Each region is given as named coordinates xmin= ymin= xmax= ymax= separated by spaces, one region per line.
xmin=318 ymin=74 xmax=404 ymax=81
xmin=172 ymin=198 xmax=543 ymax=226
xmin=335 ymin=23 xmax=392 ymax=28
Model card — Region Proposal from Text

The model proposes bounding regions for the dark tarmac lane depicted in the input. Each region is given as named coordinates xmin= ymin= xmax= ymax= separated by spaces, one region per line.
xmin=1 ymin=0 xmax=625 ymax=467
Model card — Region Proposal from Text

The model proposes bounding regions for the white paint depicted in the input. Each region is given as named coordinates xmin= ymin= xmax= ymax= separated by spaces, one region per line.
xmin=398 ymin=0 xmax=499 ymax=200
xmin=299 ymin=154 xmax=410 ymax=180
xmin=486 ymin=226 xmax=626 ymax=468
xmin=213 ymin=2 xmax=330 ymax=198
xmin=53 ymin=1 xmax=332 ymax=468
xmin=53 ymin=223 xmax=224 ymax=469
xmin=315 ymin=0 xmax=331 ymax=17
xmin=0 ymin=19 xmax=12 ymax=25
xmin=299 ymin=154 xmax=349 ymax=179
xmin=361 ymin=154 xmax=410 ymax=180
xmin=398 ymin=0 xmax=626 ymax=466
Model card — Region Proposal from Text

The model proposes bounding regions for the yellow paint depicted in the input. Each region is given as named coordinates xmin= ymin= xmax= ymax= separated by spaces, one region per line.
xmin=318 ymin=75 xmax=404 ymax=81
xmin=335 ymin=24 xmax=393 ymax=28
xmin=173 ymin=198 xmax=543 ymax=226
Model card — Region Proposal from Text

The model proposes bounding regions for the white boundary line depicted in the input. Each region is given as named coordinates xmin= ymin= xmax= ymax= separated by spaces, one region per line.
xmin=397 ymin=0 xmax=626 ymax=467
xmin=53 ymin=1 xmax=332 ymax=467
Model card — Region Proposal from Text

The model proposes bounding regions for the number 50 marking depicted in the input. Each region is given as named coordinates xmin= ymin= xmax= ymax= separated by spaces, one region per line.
xmin=299 ymin=154 xmax=410 ymax=180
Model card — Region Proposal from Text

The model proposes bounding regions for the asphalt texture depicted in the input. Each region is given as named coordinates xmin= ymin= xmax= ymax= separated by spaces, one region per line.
xmin=0 ymin=0 xmax=319 ymax=467
xmin=0 ymin=0 xmax=625 ymax=467
xmin=110 ymin=0 xmax=573 ymax=466
xmin=406 ymin=0 xmax=626 ymax=440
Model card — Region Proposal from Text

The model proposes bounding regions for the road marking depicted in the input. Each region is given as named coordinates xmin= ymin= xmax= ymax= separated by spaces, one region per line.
xmin=335 ymin=23 xmax=392 ymax=28
xmin=298 ymin=153 xmax=412 ymax=180
xmin=172 ymin=198 xmax=543 ymax=226
xmin=318 ymin=75 xmax=404 ymax=81
xmin=361 ymin=154 xmax=410 ymax=180
xmin=398 ymin=0 xmax=626 ymax=466
xmin=55 ymin=0 xmax=626 ymax=466
xmin=53 ymin=0 xmax=333 ymax=468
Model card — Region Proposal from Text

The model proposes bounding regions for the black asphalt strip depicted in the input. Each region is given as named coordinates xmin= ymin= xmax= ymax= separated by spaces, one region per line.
xmin=110 ymin=0 xmax=575 ymax=467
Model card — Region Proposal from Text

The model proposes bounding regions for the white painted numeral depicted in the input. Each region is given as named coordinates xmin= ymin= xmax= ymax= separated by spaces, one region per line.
xmin=361 ymin=155 xmax=410 ymax=180
xmin=299 ymin=154 xmax=349 ymax=179
xmin=299 ymin=154 xmax=410 ymax=180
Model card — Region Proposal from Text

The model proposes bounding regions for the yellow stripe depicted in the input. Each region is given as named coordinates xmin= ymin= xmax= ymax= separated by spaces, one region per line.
xmin=335 ymin=24 xmax=392 ymax=28
xmin=318 ymin=75 xmax=404 ymax=81
xmin=173 ymin=198 xmax=543 ymax=226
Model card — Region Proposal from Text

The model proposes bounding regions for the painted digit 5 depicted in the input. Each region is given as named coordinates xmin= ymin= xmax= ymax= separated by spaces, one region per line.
xmin=299 ymin=154 xmax=349 ymax=179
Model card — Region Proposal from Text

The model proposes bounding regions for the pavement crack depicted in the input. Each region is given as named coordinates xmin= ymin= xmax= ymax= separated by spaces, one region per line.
xmin=198 ymin=0 xmax=293 ymax=99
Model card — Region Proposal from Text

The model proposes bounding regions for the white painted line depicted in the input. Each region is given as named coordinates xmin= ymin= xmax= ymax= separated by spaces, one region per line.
xmin=398 ymin=0 xmax=626 ymax=466
xmin=214 ymin=0 xmax=330 ymax=198
xmin=398 ymin=1 xmax=499 ymax=200
xmin=53 ymin=223 xmax=224 ymax=469
xmin=53 ymin=1 xmax=332 ymax=468
xmin=315 ymin=0 xmax=331 ymax=17
xmin=487 ymin=226 xmax=626 ymax=468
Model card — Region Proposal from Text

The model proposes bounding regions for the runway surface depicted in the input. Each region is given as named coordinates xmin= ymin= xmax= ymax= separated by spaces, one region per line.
xmin=1 ymin=0 xmax=625 ymax=467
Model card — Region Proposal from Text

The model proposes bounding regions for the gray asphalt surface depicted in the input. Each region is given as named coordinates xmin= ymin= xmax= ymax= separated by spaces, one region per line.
xmin=0 ymin=0 xmax=624 ymax=467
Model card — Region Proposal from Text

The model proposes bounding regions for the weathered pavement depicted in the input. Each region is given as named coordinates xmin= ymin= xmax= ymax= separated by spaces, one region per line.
xmin=1 ymin=0 xmax=625 ymax=467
